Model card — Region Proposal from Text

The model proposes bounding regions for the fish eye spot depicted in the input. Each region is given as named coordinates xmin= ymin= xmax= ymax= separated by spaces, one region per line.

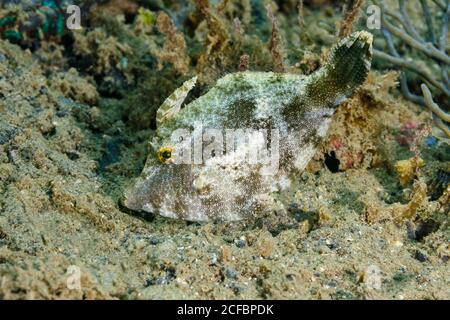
xmin=157 ymin=146 xmax=174 ymax=164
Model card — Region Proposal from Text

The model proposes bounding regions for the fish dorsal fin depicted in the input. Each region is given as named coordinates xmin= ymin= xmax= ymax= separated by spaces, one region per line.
xmin=156 ymin=76 xmax=197 ymax=127
xmin=301 ymin=31 xmax=372 ymax=109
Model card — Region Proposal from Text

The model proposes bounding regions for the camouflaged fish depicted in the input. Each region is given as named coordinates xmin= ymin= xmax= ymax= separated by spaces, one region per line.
xmin=123 ymin=31 xmax=373 ymax=222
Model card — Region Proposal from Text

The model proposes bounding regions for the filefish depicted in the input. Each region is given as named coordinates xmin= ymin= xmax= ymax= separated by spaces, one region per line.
xmin=123 ymin=31 xmax=373 ymax=221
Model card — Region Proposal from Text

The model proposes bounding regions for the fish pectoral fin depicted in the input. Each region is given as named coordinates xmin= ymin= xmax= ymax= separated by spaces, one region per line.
xmin=156 ymin=76 xmax=198 ymax=127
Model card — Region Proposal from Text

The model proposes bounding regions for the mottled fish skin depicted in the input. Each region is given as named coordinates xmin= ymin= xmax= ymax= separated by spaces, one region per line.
xmin=123 ymin=31 xmax=373 ymax=222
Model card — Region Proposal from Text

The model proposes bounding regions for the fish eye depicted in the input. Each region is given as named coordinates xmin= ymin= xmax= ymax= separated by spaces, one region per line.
xmin=162 ymin=150 xmax=171 ymax=159
xmin=157 ymin=146 xmax=174 ymax=163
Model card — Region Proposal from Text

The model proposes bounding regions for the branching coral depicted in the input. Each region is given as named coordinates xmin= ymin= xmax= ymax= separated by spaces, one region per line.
xmin=266 ymin=4 xmax=286 ymax=72
xmin=191 ymin=0 xmax=272 ymax=83
xmin=421 ymin=83 xmax=450 ymax=136
xmin=372 ymin=0 xmax=449 ymax=137
xmin=194 ymin=0 xmax=231 ymax=77
xmin=152 ymin=12 xmax=190 ymax=75
xmin=337 ymin=0 xmax=365 ymax=38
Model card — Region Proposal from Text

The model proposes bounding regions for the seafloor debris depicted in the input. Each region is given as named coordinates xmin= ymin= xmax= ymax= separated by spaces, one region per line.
xmin=311 ymin=70 xmax=401 ymax=172
xmin=123 ymin=31 xmax=373 ymax=221
xmin=392 ymin=179 xmax=428 ymax=223
xmin=395 ymin=157 xmax=425 ymax=186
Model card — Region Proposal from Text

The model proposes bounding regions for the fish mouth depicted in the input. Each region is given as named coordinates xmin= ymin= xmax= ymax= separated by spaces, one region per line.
xmin=118 ymin=192 xmax=158 ymax=222
xmin=120 ymin=167 xmax=195 ymax=219
xmin=120 ymin=174 xmax=157 ymax=214
xmin=120 ymin=174 xmax=245 ymax=222
xmin=120 ymin=186 xmax=145 ymax=213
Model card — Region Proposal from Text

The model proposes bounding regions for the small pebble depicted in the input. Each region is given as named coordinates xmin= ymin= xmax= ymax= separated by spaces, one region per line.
xmin=147 ymin=235 xmax=164 ymax=245
xmin=234 ymin=239 xmax=247 ymax=248
xmin=325 ymin=239 xmax=338 ymax=250
xmin=66 ymin=151 xmax=80 ymax=160
xmin=414 ymin=250 xmax=428 ymax=262
xmin=325 ymin=281 xmax=337 ymax=288
xmin=211 ymin=253 xmax=218 ymax=265
xmin=224 ymin=267 xmax=238 ymax=279
xmin=56 ymin=110 xmax=70 ymax=118
xmin=57 ymin=96 xmax=75 ymax=108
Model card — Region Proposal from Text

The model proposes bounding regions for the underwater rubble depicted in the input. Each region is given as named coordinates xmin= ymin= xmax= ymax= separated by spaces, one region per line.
xmin=0 ymin=0 xmax=448 ymax=299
